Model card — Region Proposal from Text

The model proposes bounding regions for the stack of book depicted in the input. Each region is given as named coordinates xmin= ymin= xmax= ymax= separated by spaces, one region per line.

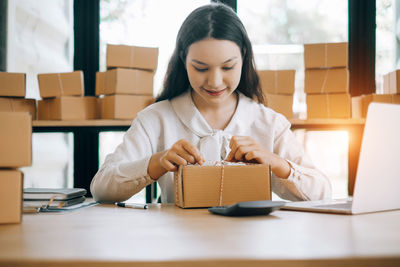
xmin=23 ymin=188 xmax=87 ymax=211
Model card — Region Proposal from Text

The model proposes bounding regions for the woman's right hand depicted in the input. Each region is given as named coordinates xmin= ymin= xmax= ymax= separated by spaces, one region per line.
xmin=148 ymin=139 xmax=204 ymax=180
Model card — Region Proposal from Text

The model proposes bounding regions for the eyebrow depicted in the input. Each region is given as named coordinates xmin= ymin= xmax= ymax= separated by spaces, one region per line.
xmin=191 ymin=57 xmax=237 ymax=66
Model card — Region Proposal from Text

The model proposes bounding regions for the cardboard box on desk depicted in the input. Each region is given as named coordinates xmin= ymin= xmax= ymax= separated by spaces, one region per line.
xmin=388 ymin=70 xmax=400 ymax=94
xmin=38 ymin=96 xmax=98 ymax=120
xmin=305 ymin=68 xmax=349 ymax=94
xmin=265 ymin=93 xmax=293 ymax=118
xmin=96 ymin=68 xmax=154 ymax=96
xmin=38 ymin=71 xmax=84 ymax=98
xmin=304 ymin=42 xmax=348 ymax=69
xmin=100 ymin=94 xmax=154 ymax=120
xmin=0 ymin=72 xmax=26 ymax=97
xmin=0 ymin=112 xmax=32 ymax=168
xmin=351 ymin=96 xmax=363 ymax=119
xmin=106 ymin=44 xmax=158 ymax=71
xmin=0 ymin=97 xmax=36 ymax=119
xmin=174 ymin=164 xmax=271 ymax=208
xmin=307 ymin=93 xmax=351 ymax=119
xmin=0 ymin=170 xmax=23 ymax=224
xmin=258 ymin=70 xmax=295 ymax=95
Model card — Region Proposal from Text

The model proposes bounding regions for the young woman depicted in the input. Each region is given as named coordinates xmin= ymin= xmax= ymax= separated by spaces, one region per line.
xmin=90 ymin=3 xmax=332 ymax=203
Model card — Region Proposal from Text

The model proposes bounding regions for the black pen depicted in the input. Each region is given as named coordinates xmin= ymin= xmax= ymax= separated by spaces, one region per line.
xmin=116 ymin=202 xmax=148 ymax=209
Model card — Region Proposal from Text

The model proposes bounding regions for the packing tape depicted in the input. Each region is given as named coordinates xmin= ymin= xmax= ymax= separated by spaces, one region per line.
xmin=324 ymin=43 xmax=328 ymax=68
xmin=57 ymin=73 xmax=64 ymax=95
xmin=320 ymin=69 xmax=329 ymax=93
xmin=8 ymin=98 xmax=15 ymax=111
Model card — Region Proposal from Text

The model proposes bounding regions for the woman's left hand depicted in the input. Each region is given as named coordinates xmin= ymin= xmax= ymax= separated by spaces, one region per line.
xmin=225 ymin=136 xmax=291 ymax=179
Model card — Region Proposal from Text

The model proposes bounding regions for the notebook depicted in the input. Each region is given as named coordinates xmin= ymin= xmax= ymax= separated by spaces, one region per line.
xmin=281 ymin=103 xmax=400 ymax=215
xmin=23 ymin=188 xmax=87 ymax=200
xmin=23 ymin=196 xmax=86 ymax=208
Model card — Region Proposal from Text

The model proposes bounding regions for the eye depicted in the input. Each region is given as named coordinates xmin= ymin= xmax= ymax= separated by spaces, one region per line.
xmin=222 ymin=63 xmax=236 ymax=71
xmin=222 ymin=66 xmax=234 ymax=71
xmin=193 ymin=66 xmax=208 ymax=72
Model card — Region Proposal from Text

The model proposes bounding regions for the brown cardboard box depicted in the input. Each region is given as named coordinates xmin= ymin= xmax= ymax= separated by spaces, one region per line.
xmin=361 ymin=94 xmax=400 ymax=118
xmin=0 ymin=97 xmax=36 ymax=119
xmin=383 ymin=72 xmax=390 ymax=94
xmin=305 ymin=68 xmax=349 ymax=94
xmin=389 ymin=70 xmax=400 ymax=94
xmin=38 ymin=96 xmax=98 ymax=120
xmin=106 ymin=44 xmax=158 ymax=71
xmin=100 ymin=94 xmax=154 ymax=120
xmin=307 ymin=93 xmax=351 ymax=119
xmin=0 ymin=72 xmax=26 ymax=97
xmin=0 ymin=112 xmax=32 ymax=167
xmin=0 ymin=170 xmax=23 ymax=224
xmin=265 ymin=93 xmax=293 ymax=118
xmin=351 ymin=96 xmax=363 ymax=119
xmin=174 ymin=164 xmax=271 ymax=208
xmin=104 ymin=68 xmax=153 ymax=95
xmin=258 ymin=70 xmax=295 ymax=95
xmin=38 ymin=71 xmax=84 ymax=98
xmin=304 ymin=42 xmax=348 ymax=69
xmin=95 ymin=71 xmax=106 ymax=96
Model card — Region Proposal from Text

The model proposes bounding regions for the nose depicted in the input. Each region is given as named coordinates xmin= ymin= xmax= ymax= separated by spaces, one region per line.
xmin=207 ymin=69 xmax=223 ymax=88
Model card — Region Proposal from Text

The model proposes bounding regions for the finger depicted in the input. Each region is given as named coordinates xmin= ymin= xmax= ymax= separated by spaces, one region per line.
xmin=160 ymin=157 xmax=178 ymax=172
xmin=234 ymin=145 xmax=254 ymax=162
xmin=175 ymin=146 xmax=196 ymax=164
xmin=227 ymin=136 xmax=251 ymax=161
xmin=167 ymin=152 xmax=189 ymax=166
xmin=244 ymin=150 xmax=266 ymax=164
xmin=182 ymin=142 xmax=204 ymax=164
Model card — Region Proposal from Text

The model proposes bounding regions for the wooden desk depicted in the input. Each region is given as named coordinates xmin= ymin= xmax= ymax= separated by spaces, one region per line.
xmin=0 ymin=204 xmax=399 ymax=266
xmin=32 ymin=119 xmax=365 ymax=199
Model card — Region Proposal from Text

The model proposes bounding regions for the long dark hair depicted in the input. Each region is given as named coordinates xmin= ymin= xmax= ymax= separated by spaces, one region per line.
xmin=156 ymin=3 xmax=264 ymax=103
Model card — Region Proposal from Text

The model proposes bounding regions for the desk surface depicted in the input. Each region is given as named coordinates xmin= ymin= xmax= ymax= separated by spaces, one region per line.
xmin=0 ymin=204 xmax=399 ymax=266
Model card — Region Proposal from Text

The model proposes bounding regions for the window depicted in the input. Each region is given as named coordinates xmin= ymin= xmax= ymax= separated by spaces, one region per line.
xmin=100 ymin=0 xmax=209 ymax=96
xmin=21 ymin=133 xmax=74 ymax=188
xmin=7 ymin=0 xmax=75 ymax=189
xmin=238 ymin=0 xmax=349 ymax=198
xmin=376 ymin=0 xmax=398 ymax=92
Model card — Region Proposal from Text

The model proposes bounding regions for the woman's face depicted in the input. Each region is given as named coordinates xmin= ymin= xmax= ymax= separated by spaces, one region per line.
xmin=185 ymin=38 xmax=243 ymax=109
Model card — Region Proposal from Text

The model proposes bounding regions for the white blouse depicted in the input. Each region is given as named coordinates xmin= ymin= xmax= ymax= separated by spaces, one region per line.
xmin=90 ymin=91 xmax=332 ymax=203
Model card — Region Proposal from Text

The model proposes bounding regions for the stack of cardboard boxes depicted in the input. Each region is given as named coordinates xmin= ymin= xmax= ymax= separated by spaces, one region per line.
xmin=37 ymin=71 xmax=98 ymax=120
xmin=0 ymin=72 xmax=36 ymax=119
xmin=96 ymin=44 xmax=158 ymax=119
xmin=352 ymin=69 xmax=400 ymax=118
xmin=258 ymin=70 xmax=295 ymax=118
xmin=0 ymin=73 xmax=32 ymax=224
xmin=304 ymin=42 xmax=351 ymax=119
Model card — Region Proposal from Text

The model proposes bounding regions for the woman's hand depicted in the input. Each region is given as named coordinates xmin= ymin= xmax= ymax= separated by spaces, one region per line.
xmin=225 ymin=136 xmax=291 ymax=179
xmin=148 ymin=139 xmax=204 ymax=180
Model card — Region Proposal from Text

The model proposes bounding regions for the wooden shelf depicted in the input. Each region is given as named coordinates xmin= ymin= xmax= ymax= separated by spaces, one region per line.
xmin=32 ymin=119 xmax=132 ymax=127
xmin=32 ymin=118 xmax=366 ymax=128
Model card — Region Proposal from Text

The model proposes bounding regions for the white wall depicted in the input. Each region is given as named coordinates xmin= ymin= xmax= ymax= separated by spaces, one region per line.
xmin=7 ymin=0 xmax=74 ymax=99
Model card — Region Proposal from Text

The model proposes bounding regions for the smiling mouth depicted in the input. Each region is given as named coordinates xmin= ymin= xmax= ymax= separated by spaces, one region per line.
xmin=202 ymin=88 xmax=226 ymax=96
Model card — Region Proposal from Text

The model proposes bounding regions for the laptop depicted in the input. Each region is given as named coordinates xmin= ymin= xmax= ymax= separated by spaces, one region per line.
xmin=281 ymin=103 xmax=400 ymax=215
